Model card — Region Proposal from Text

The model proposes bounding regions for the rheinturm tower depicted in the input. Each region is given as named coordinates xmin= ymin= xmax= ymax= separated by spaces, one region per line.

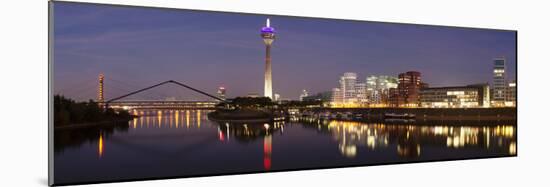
xmin=261 ymin=18 xmax=275 ymax=99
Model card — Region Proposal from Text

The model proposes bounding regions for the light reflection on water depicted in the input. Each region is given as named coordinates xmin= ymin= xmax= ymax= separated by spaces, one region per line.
xmin=55 ymin=109 xmax=516 ymax=184
xmin=294 ymin=116 xmax=516 ymax=158
xmin=110 ymin=109 xmax=517 ymax=159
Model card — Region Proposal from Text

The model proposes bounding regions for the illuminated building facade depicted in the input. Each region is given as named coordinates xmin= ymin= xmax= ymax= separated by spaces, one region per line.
xmin=330 ymin=73 xmax=400 ymax=107
xmin=419 ymin=84 xmax=490 ymax=108
xmin=261 ymin=18 xmax=275 ymax=99
xmin=331 ymin=88 xmax=343 ymax=103
xmin=299 ymin=89 xmax=309 ymax=101
xmin=274 ymin=93 xmax=280 ymax=101
xmin=355 ymin=83 xmax=368 ymax=103
xmin=389 ymin=71 xmax=423 ymax=107
xmin=217 ymin=86 xmax=226 ymax=100
xmin=366 ymin=75 xmax=398 ymax=105
xmin=492 ymin=58 xmax=507 ymax=106
xmin=505 ymin=80 xmax=516 ymax=107
xmin=339 ymin=72 xmax=358 ymax=103
xmin=302 ymin=91 xmax=332 ymax=102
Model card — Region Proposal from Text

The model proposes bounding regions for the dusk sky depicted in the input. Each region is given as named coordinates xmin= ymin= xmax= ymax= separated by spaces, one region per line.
xmin=53 ymin=2 xmax=516 ymax=101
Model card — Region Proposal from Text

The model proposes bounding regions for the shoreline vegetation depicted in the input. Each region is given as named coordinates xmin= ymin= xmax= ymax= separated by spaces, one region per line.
xmin=54 ymin=95 xmax=136 ymax=129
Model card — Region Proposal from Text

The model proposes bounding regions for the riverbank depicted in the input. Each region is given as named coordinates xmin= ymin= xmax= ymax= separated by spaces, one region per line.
xmin=297 ymin=117 xmax=516 ymax=126
xmin=307 ymin=107 xmax=516 ymax=121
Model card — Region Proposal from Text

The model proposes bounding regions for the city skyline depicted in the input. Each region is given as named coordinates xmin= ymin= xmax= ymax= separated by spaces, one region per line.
xmin=53 ymin=2 xmax=516 ymax=101
xmin=50 ymin=2 xmax=517 ymax=185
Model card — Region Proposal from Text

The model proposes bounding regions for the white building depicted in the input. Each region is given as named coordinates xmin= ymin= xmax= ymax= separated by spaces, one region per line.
xmin=299 ymin=89 xmax=309 ymax=101
xmin=339 ymin=72 xmax=358 ymax=103
xmin=355 ymin=83 xmax=368 ymax=103
xmin=274 ymin=93 xmax=281 ymax=101
xmin=331 ymin=88 xmax=343 ymax=103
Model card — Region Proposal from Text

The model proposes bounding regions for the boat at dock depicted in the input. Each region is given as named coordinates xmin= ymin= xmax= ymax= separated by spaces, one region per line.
xmin=384 ymin=112 xmax=416 ymax=119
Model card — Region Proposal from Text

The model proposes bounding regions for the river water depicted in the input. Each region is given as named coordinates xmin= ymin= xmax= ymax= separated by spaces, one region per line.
xmin=54 ymin=109 xmax=516 ymax=185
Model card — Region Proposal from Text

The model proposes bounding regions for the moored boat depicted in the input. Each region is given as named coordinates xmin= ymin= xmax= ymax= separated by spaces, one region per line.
xmin=384 ymin=112 xmax=416 ymax=119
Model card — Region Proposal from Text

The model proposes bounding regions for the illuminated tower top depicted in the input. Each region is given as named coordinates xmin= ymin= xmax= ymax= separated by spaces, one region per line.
xmin=261 ymin=18 xmax=275 ymax=45
xmin=261 ymin=18 xmax=275 ymax=33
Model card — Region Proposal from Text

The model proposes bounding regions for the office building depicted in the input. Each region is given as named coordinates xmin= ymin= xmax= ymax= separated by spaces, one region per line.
xmin=331 ymin=88 xmax=343 ymax=103
xmin=299 ymin=89 xmax=309 ymax=101
xmin=419 ymin=84 xmax=490 ymax=108
xmin=492 ymin=58 xmax=507 ymax=106
xmin=506 ymin=80 xmax=516 ymax=107
xmin=389 ymin=71 xmax=423 ymax=107
xmin=366 ymin=75 xmax=398 ymax=105
xmin=355 ymin=83 xmax=368 ymax=103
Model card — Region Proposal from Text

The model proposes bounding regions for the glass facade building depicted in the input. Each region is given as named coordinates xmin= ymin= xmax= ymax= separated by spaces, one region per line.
xmin=419 ymin=84 xmax=490 ymax=108
xmin=492 ymin=58 xmax=507 ymax=105
xmin=366 ymin=75 xmax=398 ymax=105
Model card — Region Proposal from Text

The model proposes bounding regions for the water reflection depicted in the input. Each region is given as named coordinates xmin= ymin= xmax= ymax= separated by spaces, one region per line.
xmin=206 ymin=114 xmax=514 ymax=166
xmin=56 ymin=110 xmax=516 ymax=159
xmin=127 ymin=110 xmax=210 ymax=129
xmin=98 ymin=133 xmax=104 ymax=158
xmin=210 ymin=120 xmax=283 ymax=171
xmin=212 ymin=120 xmax=283 ymax=143
xmin=293 ymin=117 xmax=516 ymax=158
xmin=264 ymin=135 xmax=272 ymax=170
xmin=55 ymin=109 xmax=516 ymax=184
xmin=54 ymin=121 xmax=129 ymax=153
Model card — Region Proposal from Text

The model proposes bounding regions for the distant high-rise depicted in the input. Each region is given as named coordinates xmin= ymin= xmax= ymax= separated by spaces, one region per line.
xmin=492 ymin=58 xmax=507 ymax=105
xmin=339 ymin=72 xmax=358 ymax=103
xmin=217 ymin=86 xmax=226 ymax=100
xmin=261 ymin=18 xmax=275 ymax=99
xmin=366 ymin=75 xmax=398 ymax=105
xmin=299 ymin=89 xmax=309 ymax=101
xmin=274 ymin=93 xmax=281 ymax=101
xmin=390 ymin=71 xmax=422 ymax=107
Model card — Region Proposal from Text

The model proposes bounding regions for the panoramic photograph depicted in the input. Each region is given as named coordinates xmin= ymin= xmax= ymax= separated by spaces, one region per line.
xmin=51 ymin=1 xmax=517 ymax=185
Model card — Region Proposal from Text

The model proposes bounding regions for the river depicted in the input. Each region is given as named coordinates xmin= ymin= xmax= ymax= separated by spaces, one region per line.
xmin=54 ymin=109 xmax=516 ymax=185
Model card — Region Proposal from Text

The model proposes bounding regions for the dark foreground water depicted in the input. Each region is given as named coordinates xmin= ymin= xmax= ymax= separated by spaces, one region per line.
xmin=54 ymin=109 xmax=516 ymax=185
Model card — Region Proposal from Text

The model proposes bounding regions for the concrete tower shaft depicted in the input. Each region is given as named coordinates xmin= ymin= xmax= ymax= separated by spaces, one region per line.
xmin=261 ymin=18 xmax=275 ymax=99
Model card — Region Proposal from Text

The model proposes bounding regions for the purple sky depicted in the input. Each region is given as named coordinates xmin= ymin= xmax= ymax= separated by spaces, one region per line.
xmin=53 ymin=2 xmax=516 ymax=101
